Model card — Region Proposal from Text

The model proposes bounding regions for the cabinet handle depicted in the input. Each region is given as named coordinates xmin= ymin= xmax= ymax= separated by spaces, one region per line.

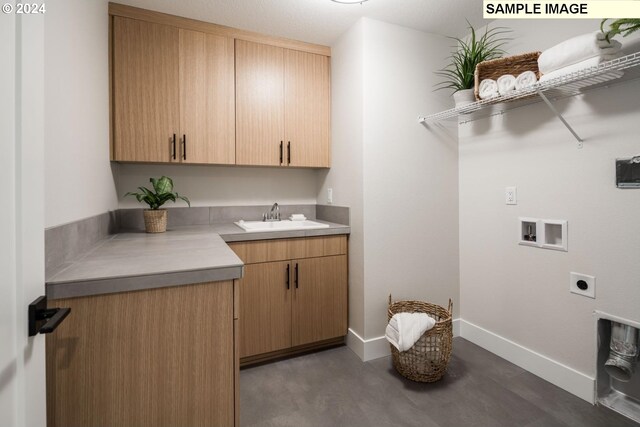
xmin=294 ymin=262 xmax=299 ymax=289
xmin=286 ymin=264 xmax=290 ymax=290
xmin=28 ymin=296 xmax=71 ymax=337
xmin=279 ymin=141 xmax=283 ymax=164
xmin=172 ymin=134 xmax=176 ymax=160
xmin=287 ymin=141 xmax=291 ymax=165
xmin=182 ymin=134 xmax=186 ymax=160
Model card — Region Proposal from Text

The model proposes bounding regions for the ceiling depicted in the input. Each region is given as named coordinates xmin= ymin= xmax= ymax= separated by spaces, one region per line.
xmin=115 ymin=0 xmax=489 ymax=46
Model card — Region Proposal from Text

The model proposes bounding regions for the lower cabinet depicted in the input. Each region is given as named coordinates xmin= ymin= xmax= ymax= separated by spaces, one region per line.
xmin=230 ymin=235 xmax=348 ymax=363
xmin=46 ymin=280 xmax=238 ymax=427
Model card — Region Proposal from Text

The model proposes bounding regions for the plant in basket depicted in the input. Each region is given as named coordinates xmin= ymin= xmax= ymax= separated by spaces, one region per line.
xmin=124 ymin=176 xmax=190 ymax=233
xmin=435 ymin=22 xmax=512 ymax=107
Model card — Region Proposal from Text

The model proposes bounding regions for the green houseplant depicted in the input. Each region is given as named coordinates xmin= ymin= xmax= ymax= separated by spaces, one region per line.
xmin=435 ymin=23 xmax=512 ymax=107
xmin=125 ymin=176 xmax=190 ymax=233
xmin=601 ymin=19 xmax=640 ymax=42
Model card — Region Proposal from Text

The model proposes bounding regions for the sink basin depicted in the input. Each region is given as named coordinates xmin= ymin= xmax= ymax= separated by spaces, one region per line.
xmin=234 ymin=220 xmax=330 ymax=233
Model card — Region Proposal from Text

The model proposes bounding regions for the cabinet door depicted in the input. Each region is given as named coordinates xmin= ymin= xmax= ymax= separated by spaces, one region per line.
xmin=46 ymin=281 xmax=235 ymax=427
xmin=113 ymin=17 xmax=179 ymax=162
xmin=292 ymin=255 xmax=347 ymax=346
xmin=239 ymin=261 xmax=292 ymax=357
xmin=235 ymin=40 xmax=284 ymax=166
xmin=284 ymin=49 xmax=330 ymax=168
xmin=179 ymin=30 xmax=235 ymax=164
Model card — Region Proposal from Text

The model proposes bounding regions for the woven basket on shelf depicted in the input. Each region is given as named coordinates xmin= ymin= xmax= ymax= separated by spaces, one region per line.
xmin=474 ymin=51 xmax=542 ymax=101
xmin=143 ymin=209 xmax=167 ymax=233
xmin=388 ymin=295 xmax=453 ymax=383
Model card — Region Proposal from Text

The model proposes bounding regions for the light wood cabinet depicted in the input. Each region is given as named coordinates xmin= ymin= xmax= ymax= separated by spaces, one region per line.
xmin=46 ymin=281 xmax=238 ymax=427
xmin=292 ymin=255 xmax=348 ymax=346
xmin=110 ymin=5 xmax=331 ymax=168
xmin=113 ymin=17 xmax=179 ymax=162
xmin=239 ymin=261 xmax=292 ymax=357
xmin=112 ymin=17 xmax=235 ymax=164
xmin=179 ymin=30 xmax=236 ymax=164
xmin=230 ymin=236 xmax=348 ymax=363
xmin=235 ymin=40 xmax=330 ymax=168
xmin=284 ymin=49 xmax=330 ymax=168
xmin=235 ymin=40 xmax=284 ymax=166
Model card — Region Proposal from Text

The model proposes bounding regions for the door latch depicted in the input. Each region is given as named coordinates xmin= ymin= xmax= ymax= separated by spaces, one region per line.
xmin=28 ymin=296 xmax=70 ymax=337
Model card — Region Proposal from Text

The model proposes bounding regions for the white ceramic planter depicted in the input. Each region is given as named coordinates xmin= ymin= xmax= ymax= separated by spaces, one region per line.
xmin=453 ymin=89 xmax=476 ymax=108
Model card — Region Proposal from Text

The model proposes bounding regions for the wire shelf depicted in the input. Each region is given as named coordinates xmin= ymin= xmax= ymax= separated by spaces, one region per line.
xmin=419 ymin=51 xmax=640 ymax=125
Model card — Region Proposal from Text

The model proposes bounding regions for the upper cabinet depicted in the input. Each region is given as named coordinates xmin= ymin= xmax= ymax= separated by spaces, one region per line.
xmin=179 ymin=30 xmax=236 ymax=164
xmin=112 ymin=17 xmax=235 ymax=164
xmin=110 ymin=4 xmax=331 ymax=168
xmin=284 ymin=49 xmax=330 ymax=168
xmin=235 ymin=41 xmax=285 ymax=167
xmin=236 ymin=41 xmax=330 ymax=168
xmin=113 ymin=18 xmax=179 ymax=163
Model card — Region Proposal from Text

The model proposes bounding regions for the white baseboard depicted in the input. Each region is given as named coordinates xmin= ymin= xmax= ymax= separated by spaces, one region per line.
xmin=346 ymin=329 xmax=390 ymax=361
xmin=459 ymin=319 xmax=595 ymax=403
xmin=453 ymin=318 xmax=460 ymax=337
xmin=347 ymin=318 xmax=461 ymax=362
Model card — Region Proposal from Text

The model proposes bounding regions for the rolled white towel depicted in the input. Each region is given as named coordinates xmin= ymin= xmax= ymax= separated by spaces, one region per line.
xmin=385 ymin=312 xmax=436 ymax=352
xmin=515 ymin=71 xmax=538 ymax=90
xmin=497 ymin=74 xmax=516 ymax=95
xmin=538 ymin=31 xmax=622 ymax=74
xmin=478 ymin=78 xmax=499 ymax=100
xmin=539 ymin=54 xmax=623 ymax=82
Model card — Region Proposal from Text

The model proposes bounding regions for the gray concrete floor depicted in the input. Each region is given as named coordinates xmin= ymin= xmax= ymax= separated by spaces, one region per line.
xmin=240 ymin=337 xmax=639 ymax=427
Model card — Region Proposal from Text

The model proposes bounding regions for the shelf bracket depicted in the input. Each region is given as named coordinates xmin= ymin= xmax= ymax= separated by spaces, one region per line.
xmin=536 ymin=90 xmax=583 ymax=148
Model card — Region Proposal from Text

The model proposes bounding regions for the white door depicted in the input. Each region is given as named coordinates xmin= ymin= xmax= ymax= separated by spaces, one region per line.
xmin=0 ymin=8 xmax=47 ymax=427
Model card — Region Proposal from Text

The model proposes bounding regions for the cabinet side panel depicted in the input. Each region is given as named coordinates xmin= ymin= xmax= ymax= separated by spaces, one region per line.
xmin=46 ymin=281 xmax=234 ymax=427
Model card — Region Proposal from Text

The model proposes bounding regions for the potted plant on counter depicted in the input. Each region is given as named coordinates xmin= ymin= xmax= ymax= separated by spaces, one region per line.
xmin=435 ymin=22 xmax=512 ymax=107
xmin=125 ymin=176 xmax=190 ymax=233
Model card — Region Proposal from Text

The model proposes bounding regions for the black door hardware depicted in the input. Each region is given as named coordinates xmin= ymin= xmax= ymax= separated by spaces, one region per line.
xmin=294 ymin=263 xmax=299 ymax=289
xmin=279 ymin=141 xmax=283 ymax=164
xmin=182 ymin=134 xmax=187 ymax=160
xmin=287 ymin=141 xmax=291 ymax=165
xmin=28 ymin=296 xmax=70 ymax=337
xmin=286 ymin=264 xmax=290 ymax=290
xmin=172 ymin=134 xmax=176 ymax=160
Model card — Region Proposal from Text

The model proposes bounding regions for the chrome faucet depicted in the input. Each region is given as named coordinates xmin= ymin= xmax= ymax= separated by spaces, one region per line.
xmin=263 ymin=203 xmax=281 ymax=222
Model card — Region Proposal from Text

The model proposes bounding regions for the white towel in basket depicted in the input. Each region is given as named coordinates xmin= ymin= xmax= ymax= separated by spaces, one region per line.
xmin=385 ymin=313 xmax=436 ymax=352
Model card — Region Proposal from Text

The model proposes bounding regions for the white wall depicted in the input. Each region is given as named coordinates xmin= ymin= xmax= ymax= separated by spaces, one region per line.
xmin=318 ymin=19 xmax=366 ymax=335
xmin=319 ymin=18 xmax=460 ymax=344
xmin=459 ymin=20 xmax=640 ymax=378
xmin=361 ymin=19 xmax=459 ymax=338
xmin=45 ymin=0 xmax=118 ymax=228
xmin=117 ymin=164 xmax=318 ymax=208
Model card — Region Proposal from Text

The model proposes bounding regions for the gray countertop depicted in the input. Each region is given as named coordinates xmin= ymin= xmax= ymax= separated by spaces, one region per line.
xmin=46 ymin=221 xmax=349 ymax=299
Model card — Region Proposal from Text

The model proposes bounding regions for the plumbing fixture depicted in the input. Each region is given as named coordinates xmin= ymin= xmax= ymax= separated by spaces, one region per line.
xmin=263 ymin=203 xmax=281 ymax=222
xmin=605 ymin=321 xmax=639 ymax=382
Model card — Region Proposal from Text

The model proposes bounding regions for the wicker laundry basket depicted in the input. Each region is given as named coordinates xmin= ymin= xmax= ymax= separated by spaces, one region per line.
xmin=387 ymin=295 xmax=453 ymax=382
xmin=474 ymin=51 xmax=542 ymax=101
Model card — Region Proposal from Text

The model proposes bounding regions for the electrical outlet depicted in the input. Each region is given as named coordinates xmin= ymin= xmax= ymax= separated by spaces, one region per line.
xmin=505 ymin=186 xmax=517 ymax=205
xmin=327 ymin=188 xmax=333 ymax=204
xmin=570 ymin=272 xmax=595 ymax=298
